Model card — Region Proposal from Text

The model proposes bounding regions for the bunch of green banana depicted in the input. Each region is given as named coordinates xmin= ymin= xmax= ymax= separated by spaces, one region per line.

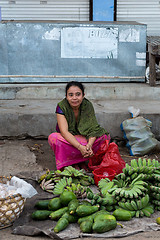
xmin=118 ymin=194 xmax=149 ymax=211
xmin=122 ymin=158 xmax=159 ymax=182
xmin=134 ymin=204 xmax=154 ymax=218
xmin=108 ymin=175 xmax=148 ymax=200
xmin=54 ymin=166 xmax=94 ymax=185
xmin=53 ymin=177 xmax=87 ymax=198
xmin=118 ymin=194 xmax=154 ymax=217
xmin=38 ymin=166 xmax=94 ymax=186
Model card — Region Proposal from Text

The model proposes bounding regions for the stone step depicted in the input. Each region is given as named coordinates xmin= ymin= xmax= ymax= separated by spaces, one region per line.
xmin=0 ymin=99 xmax=160 ymax=140
xmin=1 ymin=83 xmax=160 ymax=100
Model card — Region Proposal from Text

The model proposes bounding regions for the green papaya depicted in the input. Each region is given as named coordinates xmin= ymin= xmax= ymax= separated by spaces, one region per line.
xmin=32 ymin=210 xmax=52 ymax=220
xmin=35 ymin=200 xmax=50 ymax=210
xmin=62 ymin=212 xmax=78 ymax=223
xmin=112 ymin=209 xmax=132 ymax=221
xmin=78 ymin=215 xmax=94 ymax=225
xmin=76 ymin=205 xmax=99 ymax=217
xmin=94 ymin=214 xmax=116 ymax=222
xmin=60 ymin=190 xmax=77 ymax=206
xmin=68 ymin=199 xmax=79 ymax=215
xmin=54 ymin=217 xmax=69 ymax=233
xmin=49 ymin=207 xmax=68 ymax=220
xmin=80 ymin=220 xmax=93 ymax=233
xmin=48 ymin=197 xmax=62 ymax=211
xmin=93 ymin=219 xmax=117 ymax=233
xmin=78 ymin=210 xmax=109 ymax=225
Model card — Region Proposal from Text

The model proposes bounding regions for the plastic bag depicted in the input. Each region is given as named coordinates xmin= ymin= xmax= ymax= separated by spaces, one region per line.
xmin=88 ymin=140 xmax=125 ymax=174
xmin=100 ymin=142 xmax=126 ymax=174
xmin=121 ymin=116 xmax=159 ymax=156
xmin=88 ymin=140 xmax=110 ymax=170
xmin=10 ymin=176 xmax=38 ymax=198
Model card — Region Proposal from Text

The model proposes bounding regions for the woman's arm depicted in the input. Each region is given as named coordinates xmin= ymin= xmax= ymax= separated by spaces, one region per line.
xmin=87 ymin=137 xmax=96 ymax=149
xmin=56 ymin=114 xmax=89 ymax=157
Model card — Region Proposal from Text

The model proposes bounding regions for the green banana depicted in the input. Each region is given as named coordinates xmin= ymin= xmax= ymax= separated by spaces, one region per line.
xmin=130 ymin=200 xmax=138 ymax=211
xmin=130 ymin=172 xmax=138 ymax=180
xmin=118 ymin=202 xmax=128 ymax=210
xmin=140 ymin=194 xmax=150 ymax=209
xmin=132 ymin=185 xmax=143 ymax=196
xmin=138 ymin=158 xmax=143 ymax=168
xmin=135 ymin=210 xmax=140 ymax=218
xmin=124 ymin=201 xmax=135 ymax=211
xmin=142 ymin=158 xmax=147 ymax=167
xmin=131 ymin=159 xmax=138 ymax=168
xmin=136 ymin=200 xmax=143 ymax=210
xmin=147 ymin=158 xmax=152 ymax=167
xmin=139 ymin=210 xmax=144 ymax=217
xmin=141 ymin=209 xmax=151 ymax=217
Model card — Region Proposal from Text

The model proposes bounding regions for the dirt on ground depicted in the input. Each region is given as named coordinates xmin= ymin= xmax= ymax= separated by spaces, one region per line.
xmin=25 ymin=138 xmax=160 ymax=171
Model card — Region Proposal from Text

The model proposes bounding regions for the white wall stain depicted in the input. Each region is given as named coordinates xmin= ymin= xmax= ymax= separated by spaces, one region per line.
xmin=136 ymin=59 xmax=146 ymax=66
xmin=34 ymin=25 xmax=42 ymax=30
xmin=16 ymin=23 xmax=21 ymax=27
xmin=42 ymin=28 xmax=60 ymax=40
xmin=119 ymin=29 xmax=140 ymax=42
xmin=136 ymin=52 xmax=146 ymax=59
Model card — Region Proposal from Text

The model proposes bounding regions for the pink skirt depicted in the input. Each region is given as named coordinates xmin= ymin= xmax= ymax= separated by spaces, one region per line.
xmin=48 ymin=133 xmax=110 ymax=170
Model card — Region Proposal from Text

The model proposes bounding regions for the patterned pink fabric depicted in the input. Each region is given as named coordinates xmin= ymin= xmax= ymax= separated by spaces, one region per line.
xmin=48 ymin=133 xmax=110 ymax=170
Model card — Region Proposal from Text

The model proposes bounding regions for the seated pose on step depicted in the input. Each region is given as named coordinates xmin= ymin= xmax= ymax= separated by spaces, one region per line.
xmin=48 ymin=81 xmax=110 ymax=171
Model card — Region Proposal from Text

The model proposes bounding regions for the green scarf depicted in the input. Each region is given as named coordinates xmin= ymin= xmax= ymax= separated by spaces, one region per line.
xmin=58 ymin=98 xmax=108 ymax=139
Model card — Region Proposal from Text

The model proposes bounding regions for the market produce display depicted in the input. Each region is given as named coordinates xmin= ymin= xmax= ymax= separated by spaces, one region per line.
xmin=34 ymin=158 xmax=160 ymax=234
xmin=39 ymin=166 xmax=94 ymax=197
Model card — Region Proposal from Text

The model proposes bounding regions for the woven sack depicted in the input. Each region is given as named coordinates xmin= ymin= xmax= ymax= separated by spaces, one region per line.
xmin=0 ymin=176 xmax=26 ymax=229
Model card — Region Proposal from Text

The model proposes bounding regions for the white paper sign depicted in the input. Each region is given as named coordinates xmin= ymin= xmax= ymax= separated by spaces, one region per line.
xmin=61 ymin=27 xmax=118 ymax=59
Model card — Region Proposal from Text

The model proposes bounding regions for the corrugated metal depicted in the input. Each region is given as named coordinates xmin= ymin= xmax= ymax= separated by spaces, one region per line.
xmin=117 ymin=0 xmax=160 ymax=36
xmin=0 ymin=0 xmax=89 ymax=21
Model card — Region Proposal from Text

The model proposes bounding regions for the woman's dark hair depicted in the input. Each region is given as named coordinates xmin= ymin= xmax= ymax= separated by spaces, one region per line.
xmin=65 ymin=81 xmax=85 ymax=96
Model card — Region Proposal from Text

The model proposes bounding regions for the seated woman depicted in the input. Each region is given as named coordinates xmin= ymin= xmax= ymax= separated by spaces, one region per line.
xmin=48 ymin=81 xmax=110 ymax=171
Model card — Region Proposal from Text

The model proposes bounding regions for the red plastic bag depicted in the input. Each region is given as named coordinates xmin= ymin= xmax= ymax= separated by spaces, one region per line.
xmin=100 ymin=142 xmax=126 ymax=174
xmin=88 ymin=140 xmax=110 ymax=170
xmin=88 ymin=140 xmax=126 ymax=174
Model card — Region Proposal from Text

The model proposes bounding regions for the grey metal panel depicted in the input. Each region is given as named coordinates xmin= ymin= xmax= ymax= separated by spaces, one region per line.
xmin=117 ymin=0 xmax=160 ymax=36
xmin=0 ymin=21 xmax=147 ymax=83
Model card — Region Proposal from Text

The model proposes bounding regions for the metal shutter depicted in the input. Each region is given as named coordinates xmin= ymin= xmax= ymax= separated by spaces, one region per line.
xmin=0 ymin=0 xmax=89 ymax=21
xmin=117 ymin=0 xmax=160 ymax=36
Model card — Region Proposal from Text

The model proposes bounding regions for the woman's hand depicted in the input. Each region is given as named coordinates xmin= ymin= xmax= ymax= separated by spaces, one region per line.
xmin=78 ymin=144 xmax=93 ymax=158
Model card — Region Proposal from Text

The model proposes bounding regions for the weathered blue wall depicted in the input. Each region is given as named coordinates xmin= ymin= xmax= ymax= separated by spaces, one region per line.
xmin=0 ymin=21 xmax=146 ymax=83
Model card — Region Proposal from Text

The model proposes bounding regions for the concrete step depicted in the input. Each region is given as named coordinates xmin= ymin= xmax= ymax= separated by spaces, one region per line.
xmin=1 ymin=83 xmax=160 ymax=100
xmin=0 ymin=98 xmax=160 ymax=140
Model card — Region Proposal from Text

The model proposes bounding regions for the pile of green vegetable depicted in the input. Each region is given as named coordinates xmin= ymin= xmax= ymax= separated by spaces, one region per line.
xmin=34 ymin=158 xmax=160 ymax=234
xmin=32 ymin=190 xmax=123 ymax=233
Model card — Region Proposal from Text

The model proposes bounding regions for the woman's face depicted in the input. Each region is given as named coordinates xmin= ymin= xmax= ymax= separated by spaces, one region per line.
xmin=66 ymin=86 xmax=84 ymax=109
